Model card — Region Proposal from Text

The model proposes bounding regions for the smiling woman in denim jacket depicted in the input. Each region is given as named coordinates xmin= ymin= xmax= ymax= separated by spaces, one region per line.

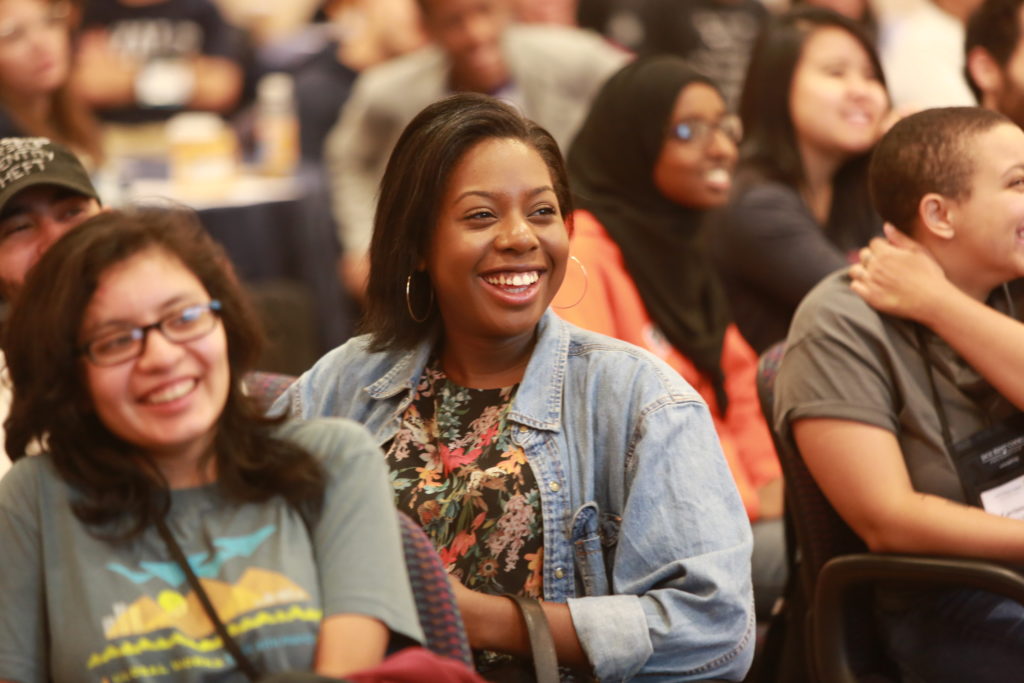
xmin=273 ymin=93 xmax=755 ymax=682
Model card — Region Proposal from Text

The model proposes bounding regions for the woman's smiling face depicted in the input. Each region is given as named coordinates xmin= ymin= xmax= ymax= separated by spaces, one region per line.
xmin=789 ymin=25 xmax=888 ymax=166
xmin=80 ymin=247 xmax=229 ymax=466
xmin=652 ymin=81 xmax=739 ymax=209
xmin=426 ymin=137 xmax=569 ymax=349
xmin=0 ymin=0 xmax=70 ymax=97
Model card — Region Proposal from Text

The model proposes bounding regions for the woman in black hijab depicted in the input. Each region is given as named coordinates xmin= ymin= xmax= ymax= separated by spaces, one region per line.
xmin=555 ymin=55 xmax=785 ymax=620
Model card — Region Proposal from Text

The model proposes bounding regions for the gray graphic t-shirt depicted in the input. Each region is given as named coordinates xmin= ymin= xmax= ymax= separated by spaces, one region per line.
xmin=0 ymin=418 xmax=423 ymax=682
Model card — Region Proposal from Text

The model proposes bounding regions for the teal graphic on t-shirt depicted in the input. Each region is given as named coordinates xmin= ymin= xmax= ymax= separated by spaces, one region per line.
xmin=107 ymin=525 xmax=276 ymax=587
xmin=88 ymin=523 xmax=321 ymax=679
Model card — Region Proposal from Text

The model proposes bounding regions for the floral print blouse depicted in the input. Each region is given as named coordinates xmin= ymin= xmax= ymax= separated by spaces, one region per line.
xmin=386 ymin=360 xmax=545 ymax=600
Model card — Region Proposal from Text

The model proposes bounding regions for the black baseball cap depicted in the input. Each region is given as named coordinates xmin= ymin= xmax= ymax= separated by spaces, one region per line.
xmin=0 ymin=137 xmax=99 ymax=215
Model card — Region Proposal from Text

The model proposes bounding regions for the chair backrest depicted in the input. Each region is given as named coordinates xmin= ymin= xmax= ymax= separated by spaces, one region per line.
xmin=244 ymin=371 xmax=297 ymax=413
xmin=756 ymin=343 xmax=896 ymax=681
xmin=756 ymin=343 xmax=869 ymax=599
xmin=397 ymin=512 xmax=474 ymax=666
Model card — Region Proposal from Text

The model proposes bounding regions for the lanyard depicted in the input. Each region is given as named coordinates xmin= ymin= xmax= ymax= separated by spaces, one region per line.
xmin=916 ymin=284 xmax=1022 ymax=509
xmin=918 ymin=283 xmax=1015 ymax=453
xmin=918 ymin=324 xmax=964 ymax=458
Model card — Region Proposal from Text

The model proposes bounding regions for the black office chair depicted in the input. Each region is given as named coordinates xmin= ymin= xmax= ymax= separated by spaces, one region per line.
xmin=756 ymin=342 xmax=1024 ymax=683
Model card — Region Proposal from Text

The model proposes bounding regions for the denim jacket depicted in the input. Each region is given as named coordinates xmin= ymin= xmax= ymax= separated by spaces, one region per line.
xmin=274 ymin=311 xmax=755 ymax=681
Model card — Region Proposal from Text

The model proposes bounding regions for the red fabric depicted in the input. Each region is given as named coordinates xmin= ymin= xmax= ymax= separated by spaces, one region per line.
xmin=555 ymin=210 xmax=781 ymax=521
xmin=346 ymin=647 xmax=486 ymax=683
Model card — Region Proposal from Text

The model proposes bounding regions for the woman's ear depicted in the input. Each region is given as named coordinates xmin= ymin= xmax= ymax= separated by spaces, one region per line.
xmin=918 ymin=192 xmax=956 ymax=240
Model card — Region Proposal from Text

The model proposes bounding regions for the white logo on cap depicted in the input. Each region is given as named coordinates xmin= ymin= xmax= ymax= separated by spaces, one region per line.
xmin=0 ymin=138 xmax=56 ymax=191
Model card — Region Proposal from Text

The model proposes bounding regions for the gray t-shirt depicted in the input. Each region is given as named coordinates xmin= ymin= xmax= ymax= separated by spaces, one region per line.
xmin=775 ymin=270 xmax=1020 ymax=503
xmin=0 ymin=417 xmax=423 ymax=683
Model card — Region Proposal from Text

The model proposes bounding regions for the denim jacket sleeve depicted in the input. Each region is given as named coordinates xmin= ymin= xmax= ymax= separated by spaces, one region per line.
xmin=564 ymin=376 xmax=755 ymax=681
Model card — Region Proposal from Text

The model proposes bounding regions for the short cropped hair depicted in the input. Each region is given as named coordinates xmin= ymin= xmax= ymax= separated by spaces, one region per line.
xmin=965 ymin=0 xmax=1024 ymax=102
xmin=869 ymin=107 xmax=1010 ymax=232
xmin=363 ymin=92 xmax=572 ymax=352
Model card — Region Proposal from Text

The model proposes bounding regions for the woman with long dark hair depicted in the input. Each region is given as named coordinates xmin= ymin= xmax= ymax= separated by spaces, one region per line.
xmin=0 ymin=0 xmax=101 ymax=163
xmin=711 ymin=6 xmax=890 ymax=353
xmin=0 ymin=207 xmax=424 ymax=681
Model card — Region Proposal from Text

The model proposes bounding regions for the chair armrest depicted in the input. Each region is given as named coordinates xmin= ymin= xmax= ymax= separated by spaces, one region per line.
xmin=814 ymin=553 xmax=1024 ymax=683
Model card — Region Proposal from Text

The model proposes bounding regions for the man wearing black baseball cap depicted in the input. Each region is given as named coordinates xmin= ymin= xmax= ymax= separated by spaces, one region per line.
xmin=0 ymin=137 xmax=102 ymax=477
xmin=0 ymin=137 xmax=102 ymax=299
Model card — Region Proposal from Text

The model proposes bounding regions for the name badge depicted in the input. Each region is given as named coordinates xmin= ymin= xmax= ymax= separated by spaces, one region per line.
xmin=951 ymin=413 xmax=1024 ymax=519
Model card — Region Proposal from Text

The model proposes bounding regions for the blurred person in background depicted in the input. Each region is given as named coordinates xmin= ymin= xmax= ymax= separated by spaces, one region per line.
xmin=326 ymin=0 xmax=426 ymax=70
xmin=635 ymin=0 xmax=767 ymax=109
xmin=73 ymin=0 xmax=245 ymax=123
xmin=324 ymin=0 xmax=628 ymax=302
xmin=711 ymin=7 xmax=889 ymax=354
xmin=511 ymin=0 xmax=578 ymax=24
xmin=293 ymin=0 xmax=427 ymax=161
xmin=0 ymin=0 xmax=102 ymax=163
xmin=0 ymin=137 xmax=102 ymax=479
xmin=557 ymin=56 xmax=785 ymax=620
xmin=965 ymin=0 xmax=1024 ymax=127
xmin=877 ymin=0 xmax=981 ymax=109
xmin=796 ymin=0 xmax=877 ymax=39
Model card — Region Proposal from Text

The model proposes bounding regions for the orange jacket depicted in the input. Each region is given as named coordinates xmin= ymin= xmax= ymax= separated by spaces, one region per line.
xmin=555 ymin=210 xmax=781 ymax=521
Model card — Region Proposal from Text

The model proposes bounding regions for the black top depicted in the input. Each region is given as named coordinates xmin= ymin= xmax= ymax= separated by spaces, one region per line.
xmin=80 ymin=0 xmax=243 ymax=123
xmin=638 ymin=0 xmax=767 ymax=108
xmin=292 ymin=40 xmax=356 ymax=161
xmin=710 ymin=179 xmax=881 ymax=353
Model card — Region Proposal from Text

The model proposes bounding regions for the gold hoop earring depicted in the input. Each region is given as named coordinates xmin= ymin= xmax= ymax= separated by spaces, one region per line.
xmin=405 ymin=272 xmax=434 ymax=323
xmin=553 ymin=256 xmax=589 ymax=310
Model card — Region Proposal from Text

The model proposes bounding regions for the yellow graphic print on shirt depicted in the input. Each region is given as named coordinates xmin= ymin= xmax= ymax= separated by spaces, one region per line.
xmin=86 ymin=524 xmax=322 ymax=680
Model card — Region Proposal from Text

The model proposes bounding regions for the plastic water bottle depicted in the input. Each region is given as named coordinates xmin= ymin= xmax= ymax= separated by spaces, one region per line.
xmin=255 ymin=72 xmax=299 ymax=176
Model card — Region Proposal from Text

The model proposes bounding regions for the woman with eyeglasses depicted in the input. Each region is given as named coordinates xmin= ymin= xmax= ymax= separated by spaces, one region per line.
xmin=0 ymin=0 xmax=101 ymax=164
xmin=0 ymin=207 xmax=438 ymax=682
xmin=710 ymin=6 xmax=890 ymax=354
xmin=554 ymin=55 xmax=785 ymax=621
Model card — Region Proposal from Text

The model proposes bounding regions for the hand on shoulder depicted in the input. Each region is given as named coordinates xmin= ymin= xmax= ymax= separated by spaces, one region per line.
xmin=849 ymin=223 xmax=952 ymax=324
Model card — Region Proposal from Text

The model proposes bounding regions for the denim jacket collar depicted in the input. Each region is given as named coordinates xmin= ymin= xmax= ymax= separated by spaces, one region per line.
xmin=363 ymin=310 xmax=567 ymax=432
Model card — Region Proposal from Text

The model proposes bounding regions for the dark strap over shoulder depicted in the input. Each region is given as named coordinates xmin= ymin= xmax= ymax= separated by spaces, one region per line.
xmin=156 ymin=517 xmax=261 ymax=681
xmin=504 ymin=595 xmax=559 ymax=683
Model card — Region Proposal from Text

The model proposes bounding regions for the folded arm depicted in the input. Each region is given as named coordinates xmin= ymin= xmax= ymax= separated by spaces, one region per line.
xmin=316 ymin=615 xmax=389 ymax=678
xmin=568 ymin=397 xmax=755 ymax=681
xmin=450 ymin=582 xmax=588 ymax=669
xmin=74 ymin=29 xmax=242 ymax=114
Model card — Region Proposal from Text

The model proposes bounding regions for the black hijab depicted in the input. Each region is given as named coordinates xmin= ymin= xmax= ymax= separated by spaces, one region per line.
xmin=567 ymin=56 xmax=732 ymax=413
